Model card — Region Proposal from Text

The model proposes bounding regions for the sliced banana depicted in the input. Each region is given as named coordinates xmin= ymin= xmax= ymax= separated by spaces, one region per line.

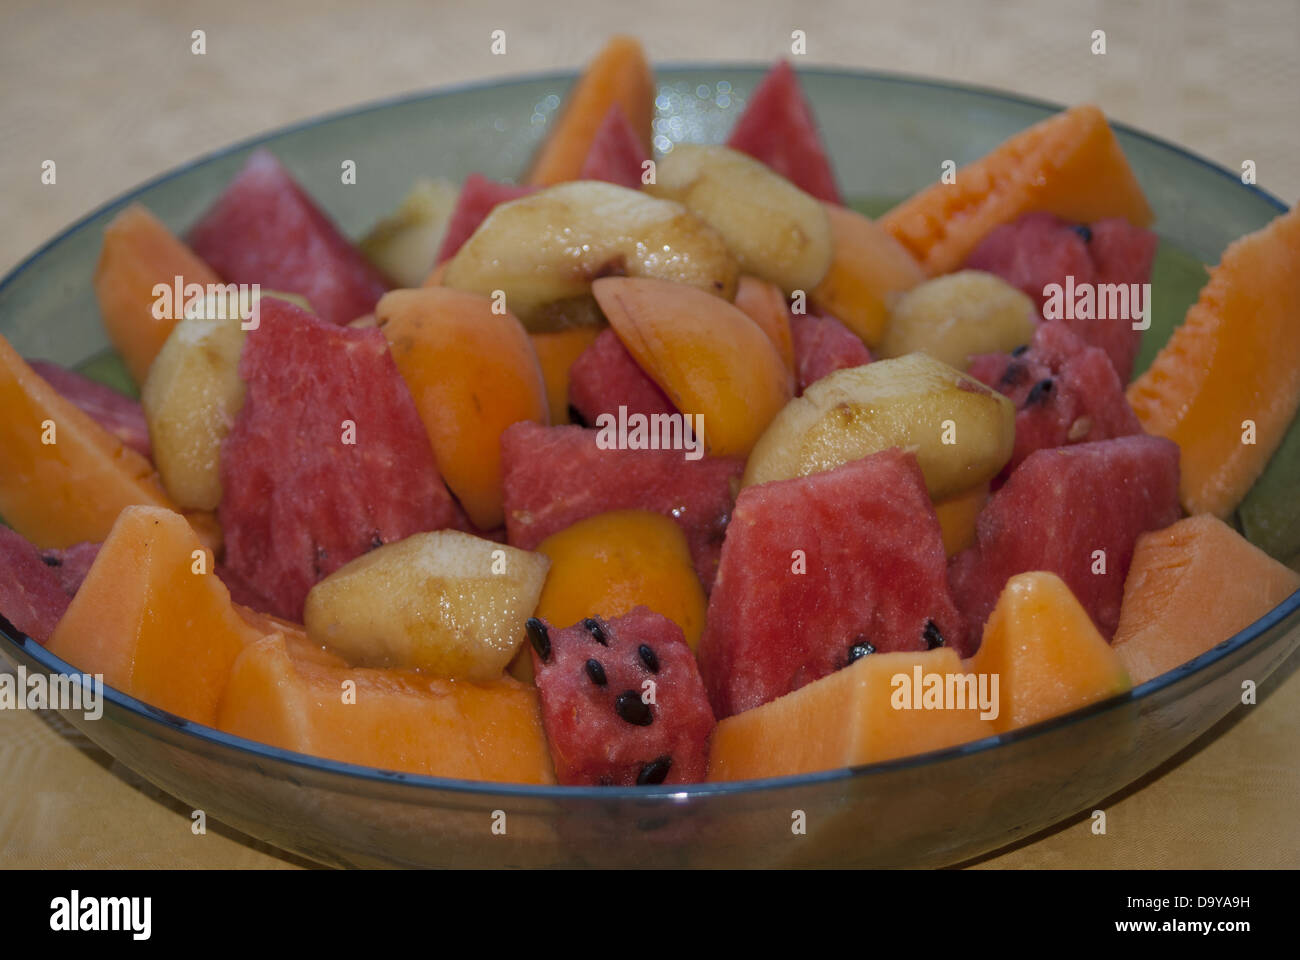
xmin=440 ymin=180 xmax=738 ymax=331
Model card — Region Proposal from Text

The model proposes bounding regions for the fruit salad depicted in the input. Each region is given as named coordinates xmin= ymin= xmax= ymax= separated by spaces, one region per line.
xmin=2 ymin=35 xmax=1298 ymax=789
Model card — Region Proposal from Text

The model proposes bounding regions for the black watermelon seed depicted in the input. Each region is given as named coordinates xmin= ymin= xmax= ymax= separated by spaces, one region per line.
xmin=636 ymin=756 xmax=673 ymax=785
xmin=1010 ymin=344 xmax=1029 ymax=357
xmin=582 ymin=617 xmax=609 ymax=645
xmin=1071 ymin=223 xmax=1093 ymax=243
xmin=923 ymin=620 xmax=945 ymax=650
xmin=637 ymin=644 xmax=660 ymax=673
xmin=1025 ymin=378 xmax=1055 ymax=406
xmin=585 ymin=658 xmax=607 ymax=686
xmin=847 ymin=641 xmax=876 ymax=664
xmin=598 ymin=775 xmax=613 ymax=786
xmin=41 ymin=555 xmax=61 ymax=567
xmin=370 ymin=532 xmax=384 ymax=550
xmin=615 ymin=690 xmax=653 ymax=726
xmin=525 ymin=617 xmax=551 ymax=661
xmin=567 ymin=404 xmax=588 ymax=428
xmin=999 ymin=360 xmax=1029 ymax=388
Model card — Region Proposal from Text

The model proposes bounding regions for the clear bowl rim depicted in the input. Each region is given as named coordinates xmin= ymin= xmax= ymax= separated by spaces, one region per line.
xmin=0 ymin=63 xmax=1294 ymax=802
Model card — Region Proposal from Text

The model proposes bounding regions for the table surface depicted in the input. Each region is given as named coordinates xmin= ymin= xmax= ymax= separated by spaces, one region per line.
xmin=2 ymin=0 xmax=1298 ymax=869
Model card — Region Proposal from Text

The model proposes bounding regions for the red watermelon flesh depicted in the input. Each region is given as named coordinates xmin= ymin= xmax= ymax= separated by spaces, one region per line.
xmin=0 ymin=526 xmax=71 ymax=642
xmin=949 ymin=434 xmax=1181 ymax=642
xmin=500 ymin=422 xmax=742 ymax=589
xmin=698 ymin=448 xmax=967 ymax=719
xmin=727 ymin=60 xmax=842 ymax=204
xmin=578 ymin=103 xmax=649 ymax=190
xmin=218 ymin=297 xmax=459 ymax=620
xmin=967 ymin=321 xmax=1142 ymax=484
xmin=529 ymin=608 xmax=715 ymax=785
xmin=435 ymin=174 xmax=537 ymax=265
xmin=187 ymin=149 xmax=390 ymax=326
xmin=39 ymin=541 xmax=101 ymax=597
xmin=27 ymin=360 xmax=151 ymax=459
xmin=567 ymin=328 xmax=677 ymax=425
xmin=965 ymin=212 xmax=1158 ymax=382
xmin=789 ymin=312 xmax=872 ymax=394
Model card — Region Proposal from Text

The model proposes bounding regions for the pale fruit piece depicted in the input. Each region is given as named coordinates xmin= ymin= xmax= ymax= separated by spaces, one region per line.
xmin=742 ymin=352 xmax=1015 ymax=499
xmin=648 ymin=144 xmax=832 ymax=292
xmin=141 ymin=290 xmax=309 ymax=510
xmin=880 ymin=270 xmax=1038 ymax=370
xmin=441 ymin=180 xmax=738 ymax=331
xmin=358 ymin=178 xmax=459 ymax=288
xmin=592 ymin=276 xmax=791 ymax=457
xmin=303 ymin=530 xmax=550 ymax=682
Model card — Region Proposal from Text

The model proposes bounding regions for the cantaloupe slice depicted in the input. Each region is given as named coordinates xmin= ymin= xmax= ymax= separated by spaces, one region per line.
xmin=1127 ymin=205 xmax=1300 ymax=518
xmin=93 ymin=204 xmax=222 ymax=385
xmin=216 ymin=633 xmax=555 ymax=783
xmin=969 ymin=571 xmax=1131 ymax=733
xmin=707 ymin=648 xmax=993 ymax=780
xmin=46 ymin=506 xmax=261 ymax=725
xmin=0 ymin=334 xmax=174 ymax=549
xmin=526 ymin=35 xmax=654 ymax=186
xmin=811 ymin=204 xmax=925 ymax=346
xmin=879 ymin=105 xmax=1153 ymax=277
xmin=733 ymin=275 xmax=796 ymax=382
xmin=1112 ymin=515 xmax=1300 ymax=684
xmin=529 ymin=326 xmax=604 ymax=424
xmin=934 ymin=482 xmax=988 ymax=557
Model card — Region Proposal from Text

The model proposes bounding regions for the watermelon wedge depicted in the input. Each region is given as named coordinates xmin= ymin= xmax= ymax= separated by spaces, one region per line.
xmin=567 ymin=328 xmax=676 ymax=425
xmin=435 ymin=174 xmax=537 ymax=265
xmin=727 ymin=61 xmax=841 ymax=204
xmin=0 ymin=525 xmax=71 ymax=642
xmin=578 ymin=103 xmax=649 ymax=190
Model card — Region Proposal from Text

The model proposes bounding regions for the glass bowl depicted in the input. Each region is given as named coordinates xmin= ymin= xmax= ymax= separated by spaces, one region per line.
xmin=1 ymin=66 xmax=1296 ymax=868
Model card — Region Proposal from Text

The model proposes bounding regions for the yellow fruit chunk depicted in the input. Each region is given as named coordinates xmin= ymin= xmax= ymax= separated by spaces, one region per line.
xmin=529 ymin=326 xmax=604 ymax=424
xmin=46 ymin=506 xmax=261 ymax=725
xmin=934 ymin=483 xmax=988 ymax=557
xmin=216 ymin=634 xmax=555 ymax=783
xmin=708 ymin=648 xmax=993 ymax=780
xmin=592 ymin=276 xmax=791 ymax=457
xmin=969 ymin=571 xmax=1130 ymax=733
xmin=535 ymin=510 xmax=707 ymax=649
xmin=0 ymin=334 xmax=174 ymax=549
xmin=378 ymin=287 xmax=549 ymax=529
xmin=1113 ymin=515 xmax=1300 ymax=684
xmin=1127 ymin=205 xmax=1300 ymax=518
xmin=811 ymin=204 xmax=925 ymax=347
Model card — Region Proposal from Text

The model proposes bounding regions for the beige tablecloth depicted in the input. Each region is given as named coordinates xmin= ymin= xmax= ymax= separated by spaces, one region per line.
xmin=1 ymin=0 xmax=1297 ymax=869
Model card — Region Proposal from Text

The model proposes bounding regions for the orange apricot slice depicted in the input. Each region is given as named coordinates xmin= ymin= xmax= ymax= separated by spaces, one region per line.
xmin=1127 ymin=204 xmax=1300 ymax=518
xmin=811 ymin=204 xmax=925 ymax=347
xmin=529 ymin=326 xmax=605 ymax=424
xmin=880 ymin=105 xmax=1153 ymax=276
xmin=93 ymin=204 xmax=222 ymax=385
xmin=526 ymin=35 xmax=654 ymax=186
xmin=591 ymin=276 xmax=791 ymax=457
xmin=733 ymin=275 xmax=796 ymax=383
xmin=0 ymin=334 xmax=174 ymax=549
xmin=377 ymin=287 xmax=549 ymax=530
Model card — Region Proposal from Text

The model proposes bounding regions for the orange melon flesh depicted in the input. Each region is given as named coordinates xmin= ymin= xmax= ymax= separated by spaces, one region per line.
xmin=707 ymin=649 xmax=992 ymax=781
xmin=811 ymin=204 xmax=926 ymax=347
xmin=1127 ymin=205 xmax=1300 ymax=518
xmin=733 ymin=276 xmax=796 ymax=381
xmin=933 ymin=483 xmax=988 ymax=557
xmin=1113 ymin=515 xmax=1300 ymax=685
xmin=46 ymin=506 xmax=261 ymax=726
xmin=0 ymin=334 xmax=175 ymax=549
xmin=93 ymin=204 xmax=222 ymax=385
xmin=216 ymin=634 xmax=556 ymax=784
xmin=526 ymin=35 xmax=654 ymax=186
xmin=529 ymin=326 xmax=604 ymax=424
xmin=969 ymin=571 xmax=1130 ymax=733
xmin=879 ymin=105 xmax=1153 ymax=277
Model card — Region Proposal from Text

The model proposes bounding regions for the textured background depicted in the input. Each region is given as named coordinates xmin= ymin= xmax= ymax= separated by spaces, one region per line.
xmin=1 ymin=0 xmax=1297 ymax=868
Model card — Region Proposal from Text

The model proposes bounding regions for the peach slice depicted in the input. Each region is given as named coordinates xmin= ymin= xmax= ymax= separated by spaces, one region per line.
xmin=733 ymin=276 xmax=796 ymax=384
xmin=377 ymin=287 xmax=548 ymax=530
xmin=529 ymin=326 xmax=605 ymax=424
xmin=591 ymin=276 xmax=791 ymax=457
xmin=93 ymin=204 xmax=222 ymax=385
xmin=811 ymin=204 xmax=925 ymax=348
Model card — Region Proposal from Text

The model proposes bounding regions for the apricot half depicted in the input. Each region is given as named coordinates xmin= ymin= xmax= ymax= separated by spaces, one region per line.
xmin=592 ymin=276 xmax=791 ymax=457
xmin=733 ymin=276 xmax=796 ymax=384
xmin=378 ymin=287 xmax=548 ymax=530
